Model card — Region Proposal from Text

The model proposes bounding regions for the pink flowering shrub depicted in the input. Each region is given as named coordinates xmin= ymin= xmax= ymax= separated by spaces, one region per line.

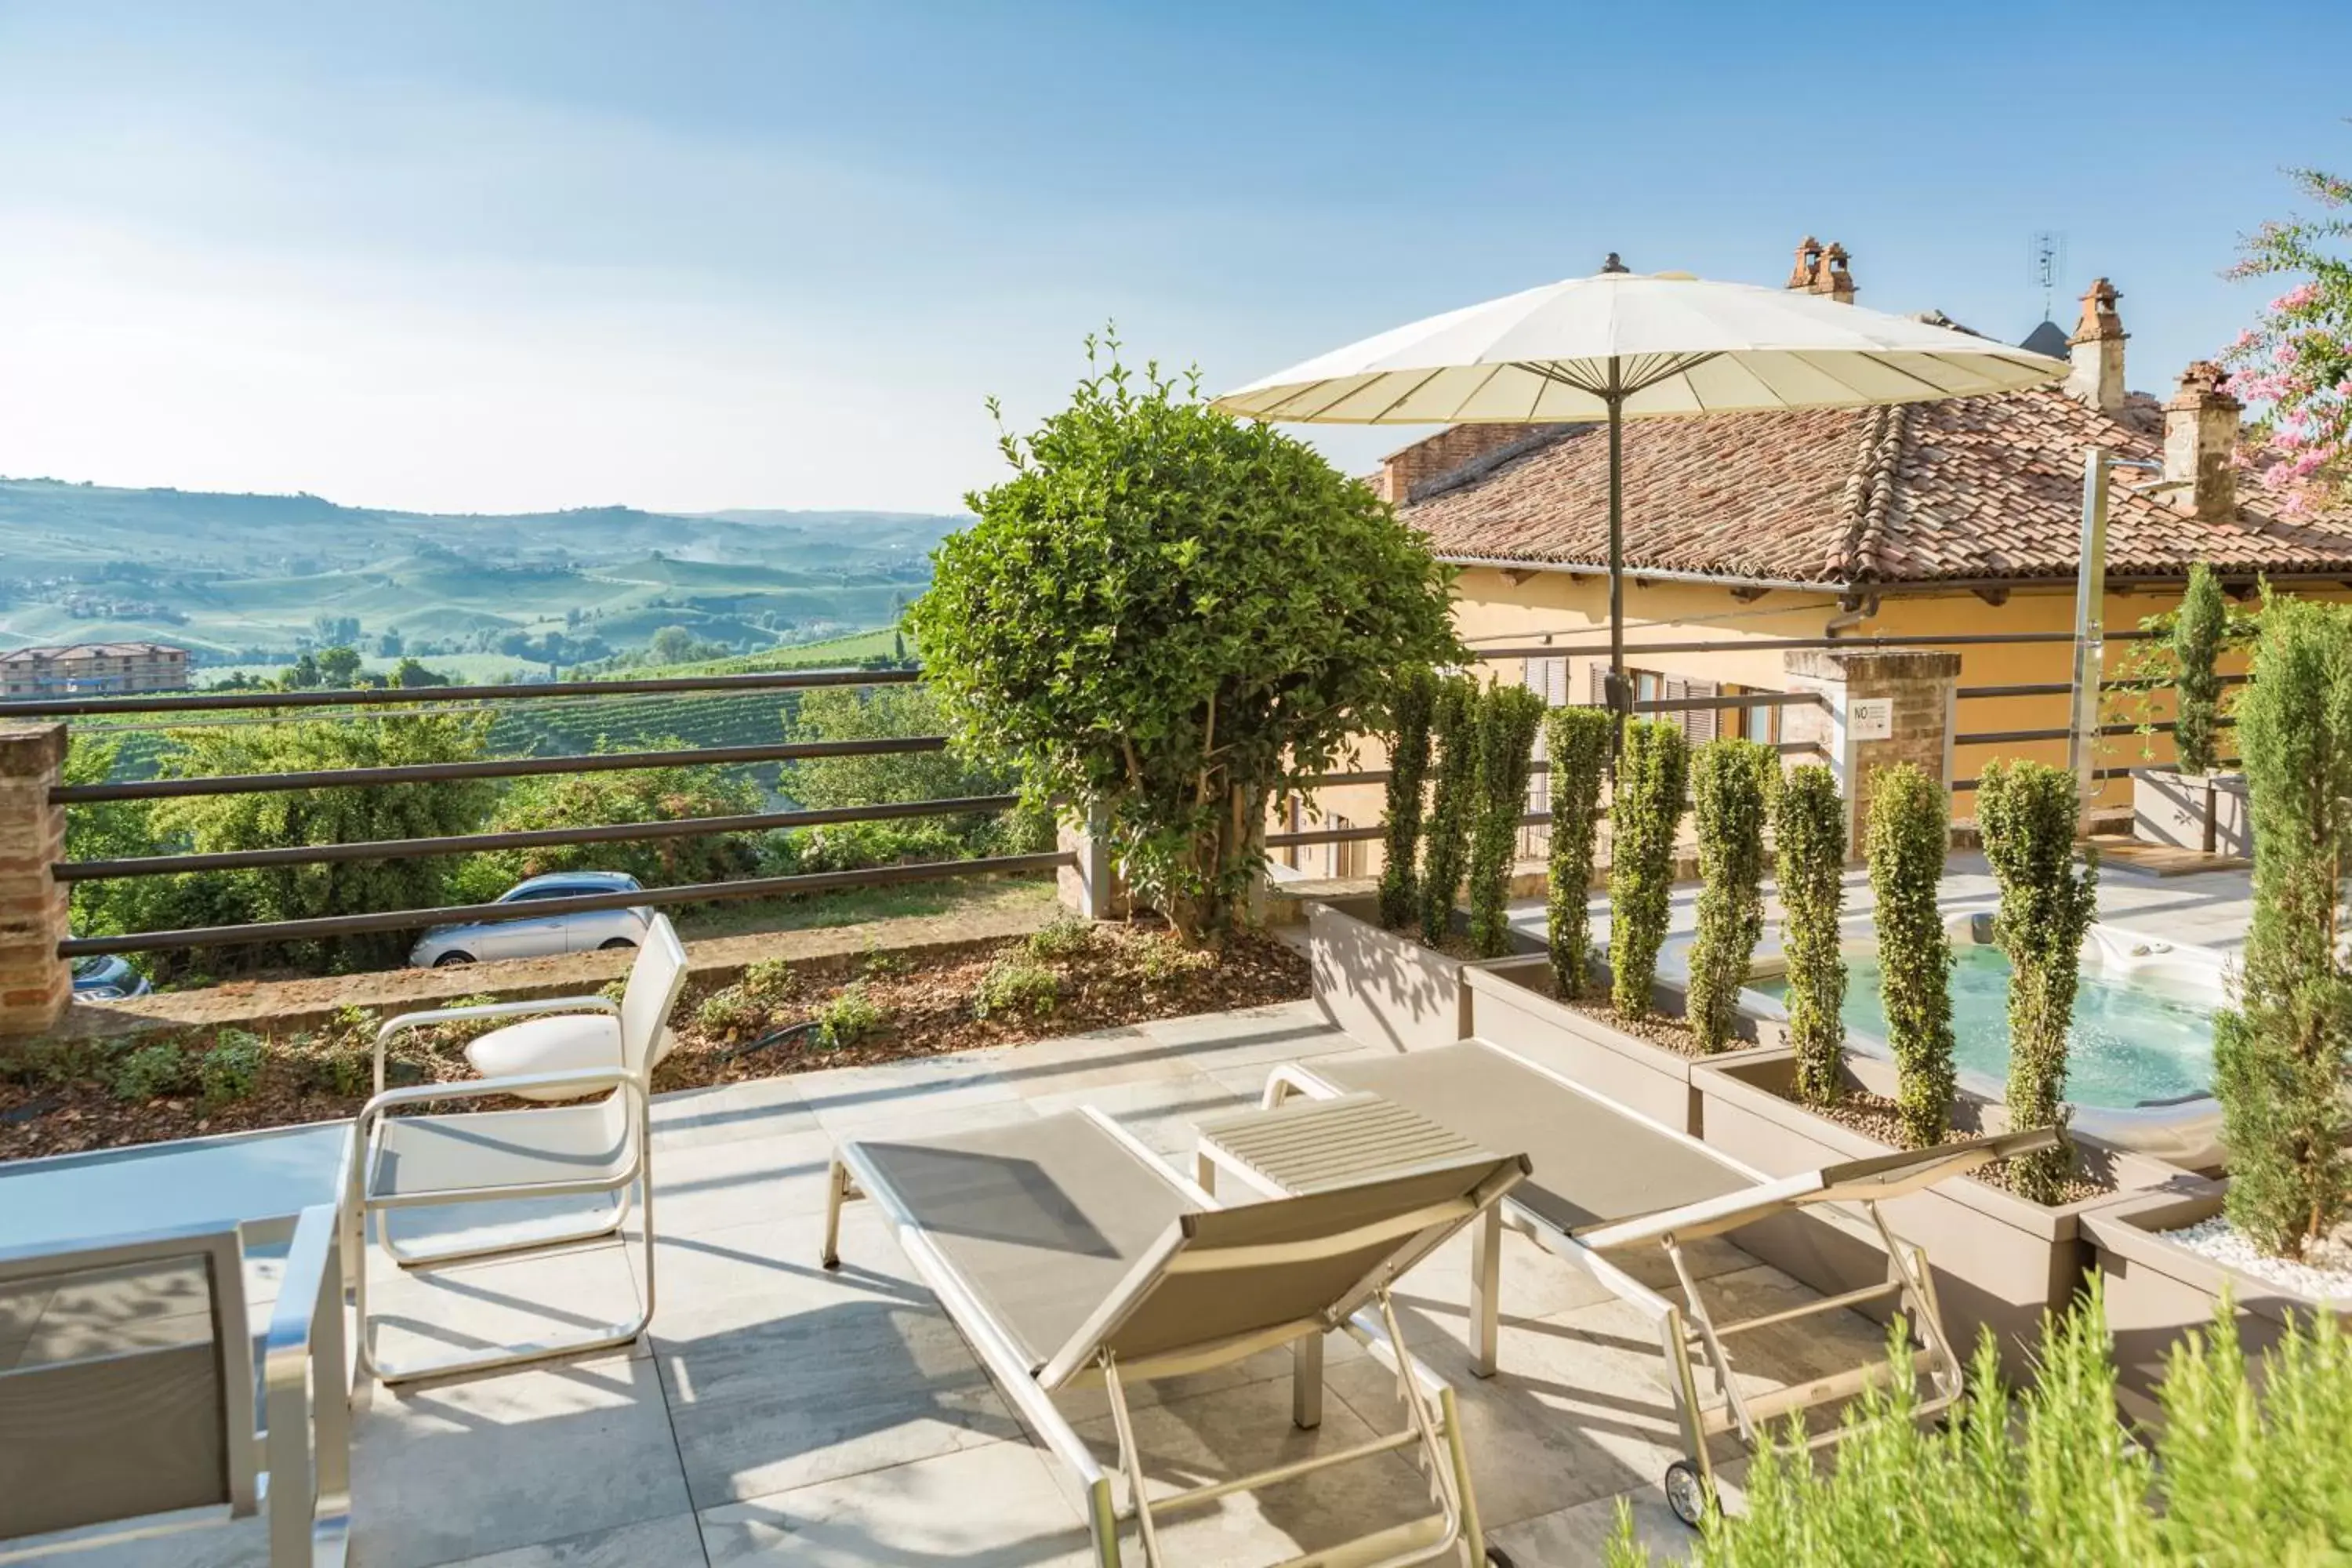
xmin=2223 ymin=158 xmax=2352 ymax=516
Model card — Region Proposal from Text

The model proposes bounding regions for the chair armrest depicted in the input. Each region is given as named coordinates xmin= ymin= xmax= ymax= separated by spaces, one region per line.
xmin=261 ymin=1203 xmax=351 ymax=1550
xmin=374 ymin=995 xmax=620 ymax=1094
xmin=359 ymin=1066 xmax=641 ymax=1125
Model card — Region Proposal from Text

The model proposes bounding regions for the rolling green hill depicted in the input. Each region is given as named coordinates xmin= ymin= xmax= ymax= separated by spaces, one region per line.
xmin=0 ymin=477 xmax=963 ymax=666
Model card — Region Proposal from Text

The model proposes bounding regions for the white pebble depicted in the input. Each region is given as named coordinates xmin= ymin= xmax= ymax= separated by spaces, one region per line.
xmin=2166 ymin=1215 xmax=2352 ymax=1302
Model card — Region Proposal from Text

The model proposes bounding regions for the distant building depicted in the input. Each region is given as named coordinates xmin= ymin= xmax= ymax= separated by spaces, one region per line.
xmin=0 ymin=641 xmax=191 ymax=697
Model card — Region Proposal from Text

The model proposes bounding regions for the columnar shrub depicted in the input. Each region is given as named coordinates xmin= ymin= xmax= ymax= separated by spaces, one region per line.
xmin=2172 ymin=562 xmax=2227 ymax=776
xmin=1865 ymin=762 xmax=1954 ymax=1146
xmin=1376 ymin=668 xmax=1438 ymax=930
xmin=1606 ymin=1286 xmax=2352 ymax=1566
xmin=1418 ymin=677 xmax=1479 ymax=946
xmin=1686 ymin=738 xmax=1779 ymax=1052
xmin=2215 ymin=596 xmax=2352 ymax=1258
xmin=1609 ymin=720 xmax=1689 ymax=1018
xmin=1776 ymin=765 xmax=1849 ymax=1106
xmin=1544 ymin=706 xmax=1613 ymax=998
xmin=1977 ymin=759 xmax=2099 ymax=1203
xmin=1465 ymin=684 xmax=1548 ymax=956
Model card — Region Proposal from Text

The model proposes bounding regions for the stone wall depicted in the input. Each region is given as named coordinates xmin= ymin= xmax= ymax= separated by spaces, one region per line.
xmin=0 ymin=724 xmax=70 ymax=1037
xmin=1782 ymin=649 xmax=1962 ymax=857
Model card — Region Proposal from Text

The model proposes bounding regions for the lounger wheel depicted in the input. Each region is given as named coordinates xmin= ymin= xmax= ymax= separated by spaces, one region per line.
xmin=1664 ymin=1459 xmax=1711 ymax=1529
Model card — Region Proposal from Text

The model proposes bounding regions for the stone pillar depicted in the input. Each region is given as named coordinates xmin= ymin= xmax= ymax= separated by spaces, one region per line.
xmin=1781 ymin=650 xmax=1962 ymax=858
xmin=0 ymin=724 xmax=71 ymax=1038
xmin=1054 ymin=804 xmax=1124 ymax=920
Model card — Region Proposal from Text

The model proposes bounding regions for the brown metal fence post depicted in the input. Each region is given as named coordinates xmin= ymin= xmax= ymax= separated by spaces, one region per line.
xmin=0 ymin=724 xmax=71 ymax=1037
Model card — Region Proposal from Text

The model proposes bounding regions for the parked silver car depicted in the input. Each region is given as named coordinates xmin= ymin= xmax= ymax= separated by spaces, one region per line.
xmin=408 ymin=872 xmax=655 ymax=967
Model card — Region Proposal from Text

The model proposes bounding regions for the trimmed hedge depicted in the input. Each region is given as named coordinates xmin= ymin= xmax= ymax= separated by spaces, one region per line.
xmin=1608 ymin=719 xmax=1689 ymax=1018
xmin=1376 ymin=667 xmax=1438 ymax=929
xmin=1865 ymin=761 xmax=1954 ymax=1147
xmin=1775 ymin=764 xmax=1848 ymax=1106
xmin=1417 ymin=676 xmax=1479 ymax=947
xmin=1686 ymin=738 xmax=1779 ymax=1052
xmin=2172 ymin=561 xmax=2227 ymax=777
xmin=1544 ymin=706 xmax=1613 ymax=998
xmin=1467 ymin=684 xmax=1548 ymax=957
xmin=1977 ymin=758 xmax=2098 ymax=1204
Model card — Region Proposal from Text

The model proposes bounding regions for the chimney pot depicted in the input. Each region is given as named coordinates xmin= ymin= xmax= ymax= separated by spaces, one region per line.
xmin=2163 ymin=360 xmax=2242 ymax=521
xmin=1811 ymin=241 xmax=1856 ymax=305
xmin=1786 ymin=236 xmax=1823 ymax=291
xmin=2063 ymin=278 xmax=2128 ymax=414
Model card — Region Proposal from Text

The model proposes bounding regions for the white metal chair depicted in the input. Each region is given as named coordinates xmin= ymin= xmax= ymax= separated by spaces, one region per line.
xmin=347 ymin=914 xmax=689 ymax=1384
xmin=0 ymin=1206 xmax=350 ymax=1566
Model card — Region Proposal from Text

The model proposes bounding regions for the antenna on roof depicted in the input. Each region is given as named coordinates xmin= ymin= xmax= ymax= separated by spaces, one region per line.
xmin=2028 ymin=230 xmax=2067 ymax=321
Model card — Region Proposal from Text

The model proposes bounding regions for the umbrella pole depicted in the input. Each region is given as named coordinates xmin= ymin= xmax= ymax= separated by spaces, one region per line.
xmin=1606 ymin=359 xmax=1626 ymax=751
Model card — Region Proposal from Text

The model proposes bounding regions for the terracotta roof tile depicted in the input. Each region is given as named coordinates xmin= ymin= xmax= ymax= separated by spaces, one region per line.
xmin=1396 ymin=384 xmax=2352 ymax=586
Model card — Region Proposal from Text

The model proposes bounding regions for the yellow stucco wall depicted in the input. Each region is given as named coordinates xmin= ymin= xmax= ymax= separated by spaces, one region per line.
xmin=1285 ymin=565 xmax=2300 ymax=876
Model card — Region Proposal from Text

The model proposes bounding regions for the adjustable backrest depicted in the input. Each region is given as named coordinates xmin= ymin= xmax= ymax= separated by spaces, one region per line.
xmin=618 ymin=915 xmax=690 ymax=1077
xmin=0 ymin=1224 xmax=256 ymax=1545
xmin=1808 ymin=1126 xmax=2061 ymax=1207
xmin=1037 ymin=1152 xmax=1527 ymax=1388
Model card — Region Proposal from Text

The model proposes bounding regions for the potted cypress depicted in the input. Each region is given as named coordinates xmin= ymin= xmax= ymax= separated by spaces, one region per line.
xmin=2132 ymin=564 xmax=2251 ymax=857
xmin=1310 ymin=677 xmax=1540 ymax=1051
xmin=2089 ymin=595 xmax=2352 ymax=1422
xmin=1697 ymin=761 xmax=2191 ymax=1380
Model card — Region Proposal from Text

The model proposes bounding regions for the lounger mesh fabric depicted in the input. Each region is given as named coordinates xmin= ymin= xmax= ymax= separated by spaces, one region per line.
xmin=0 ymin=1252 xmax=234 ymax=1539
xmin=1317 ymin=1044 xmax=1747 ymax=1236
xmin=850 ymin=1116 xmax=1190 ymax=1373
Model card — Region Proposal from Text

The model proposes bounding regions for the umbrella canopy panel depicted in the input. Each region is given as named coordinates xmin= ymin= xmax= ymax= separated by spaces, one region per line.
xmin=1214 ymin=271 xmax=2063 ymax=426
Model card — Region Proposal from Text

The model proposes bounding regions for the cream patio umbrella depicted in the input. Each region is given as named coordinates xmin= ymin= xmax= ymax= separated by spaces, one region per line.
xmin=1213 ymin=258 xmax=2068 ymax=719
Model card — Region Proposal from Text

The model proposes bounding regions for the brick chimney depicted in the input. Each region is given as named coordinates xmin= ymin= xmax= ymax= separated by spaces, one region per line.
xmin=2163 ymin=361 xmax=2242 ymax=521
xmin=1786 ymin=236 xmax=1823 ymax=291
xmin=1812 ymin=242 xmax=1856 ymax=304
xmin=2064 ymin=278 xmax=2128 ymax=414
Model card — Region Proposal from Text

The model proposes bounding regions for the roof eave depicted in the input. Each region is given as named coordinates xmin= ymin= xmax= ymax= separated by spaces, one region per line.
xmin=1436 ymin=553 xmax=1846 ymax=595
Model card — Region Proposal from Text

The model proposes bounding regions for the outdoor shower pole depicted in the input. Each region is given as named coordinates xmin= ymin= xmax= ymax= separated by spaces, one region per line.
xmin=2067 ymin=445 xmax=2111 ymax=808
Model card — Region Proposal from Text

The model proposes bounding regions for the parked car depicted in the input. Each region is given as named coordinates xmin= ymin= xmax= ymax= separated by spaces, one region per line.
xmin=408 ymin=872 xmax=655 ymax=967
xmin=71 ymin=953 xmax=152 ymax=1002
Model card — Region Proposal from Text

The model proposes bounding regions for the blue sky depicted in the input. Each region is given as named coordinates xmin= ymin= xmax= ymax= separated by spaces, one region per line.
xmin=1 ymin=1 xmax=2344 ymax=516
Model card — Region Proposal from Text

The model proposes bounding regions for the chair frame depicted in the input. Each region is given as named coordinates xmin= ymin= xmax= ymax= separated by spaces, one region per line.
xmin=822 ymin=1106 xmax=1510 ymax=1568
xmin=1260 ymin=1044 xmax=2056 ymax=1527
xmin=0 ymin=1204 xmax=350 ymax=1568
xmin=347 ymin=919 xmax=686 ymax=1384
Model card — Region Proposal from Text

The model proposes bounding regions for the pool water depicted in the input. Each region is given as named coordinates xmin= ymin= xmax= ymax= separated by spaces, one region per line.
xmin=1749 ymin=943 xmax=2220 ymax=1110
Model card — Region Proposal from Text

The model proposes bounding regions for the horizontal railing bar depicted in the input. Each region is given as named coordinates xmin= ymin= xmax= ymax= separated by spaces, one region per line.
xmin=1633 ymin=692 xmax=1824 ymax=714
xmin=1956 ymin=716 xmax=2239 ymax=746
xmin=0 ymin=665 xmax=921 ymax=718
xmin=1465 ymin=630 xmax=2156 ymax=660
xmin=1962 ymin=673 xmax=2250 ymax=701
xmin=1268 ymin=809 xmax=1553 ymax=851
xmin=52 ymin=735 xmax=950 ymax=804
xmin=56 ymin=851 xmax=1073 ymax=956
xmin=1953 ymin=760 xmax=2238 ymax=791
xmin=53 ymin=794 xmax=1020 ymax=880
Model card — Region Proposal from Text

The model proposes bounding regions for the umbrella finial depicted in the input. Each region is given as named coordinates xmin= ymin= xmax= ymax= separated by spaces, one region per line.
xmin=1599 ymin=252 xmax=1630 ymax=274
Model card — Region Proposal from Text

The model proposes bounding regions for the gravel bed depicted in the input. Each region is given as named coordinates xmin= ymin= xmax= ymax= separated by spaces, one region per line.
xmin=2168 ymin=1216 xmax=2352 ymax=1299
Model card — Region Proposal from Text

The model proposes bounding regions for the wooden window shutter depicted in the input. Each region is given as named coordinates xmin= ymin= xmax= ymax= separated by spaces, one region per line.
xmin=1686 ymin=679 xmax=1719 ymax=744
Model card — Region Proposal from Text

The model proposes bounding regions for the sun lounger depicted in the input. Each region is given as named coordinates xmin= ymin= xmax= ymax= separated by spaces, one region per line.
xmin=821 ymin=1105 xmax=1529 ymax=1568
xmin=1260 ymin=1040 xmax=2056 ymax=1526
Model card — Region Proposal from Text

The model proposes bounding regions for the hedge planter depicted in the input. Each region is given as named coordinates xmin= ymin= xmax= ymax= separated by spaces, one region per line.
xmin=1693 ymin=1048 xmax=2201 ymax=1382
xmin=1307 ymin=895 xmax=1537 ymax=1053
xmin=1465 ymin=956 xmax=1778 ymax=1137
xmin=2082 ymin=1184 xmax=2347 ymax=1430
xmin=2130 ymin=768 xmax=2249 ymax=858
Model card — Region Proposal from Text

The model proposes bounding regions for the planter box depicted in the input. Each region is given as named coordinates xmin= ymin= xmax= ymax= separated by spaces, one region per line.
xmin=2082 ymin=1185 xmax=2345 ymax=1430
xmin=2132 ymin=768 xmax=2249 ymax=858
xmin=1693 ymin=1049 xmax=2202 ymax=1382
xmin=1465 ymin=956 xmax=1780 ymax=1137
xmin=1306 ymin=896 xmax=1535 ymax=1053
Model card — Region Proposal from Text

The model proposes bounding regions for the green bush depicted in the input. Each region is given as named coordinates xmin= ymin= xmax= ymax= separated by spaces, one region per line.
xmin=1977 ymin=759 xmax=2098 ymax=1203
xmin=1686 ymin=739 xmax=1778 ymax=1053
xmin=110 ymin=1039 xmax=194 ymax=1102
xmin=906 ymin=335 xmax=1462 ymax=938
xmin=198 ymin=1029 xmax=267 ymax=1109
xmin=764 ymin=818 xmax=971 ymax=877
xmin=1544 ymin=707 xmax=1613 ymax=999
xmin=2216 ymin=595 xmax=2352 ymax=1258
xmin=783 ymin=684 xmax=1015 ymax=815
xmin=2172 ymin=562 xmax=2227 ymax=776
xmin=1865 ymin=762 xmax=1954 ymax=1147
xmin=1025 ymin=913 xmax=1097 ymax=961
xmin=815 ymin=983 xmax=885 ymax=1050
xmin=1466 ymin=684 xmax=1548 ymax=957
xmin=1377 ymin=669 xmax=1439 ymax=930
xmin=1775 ymin=765 xmax=1848 ymax=1106
xmin=1417 ymin=677 xmax=1479 ymax=946
xmin=694 ymin=957 xmax=798 ymax=1040
xmin=1608 ymin=720 xmax=1689 ymax=1018
xmin=973 ymin=958 xmax=1061 ymax=1021
xmin=453 ymin=744 xmax=762 ymax=902
xmin=1607 ymin=1286 xmax=2352 ymax=1566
